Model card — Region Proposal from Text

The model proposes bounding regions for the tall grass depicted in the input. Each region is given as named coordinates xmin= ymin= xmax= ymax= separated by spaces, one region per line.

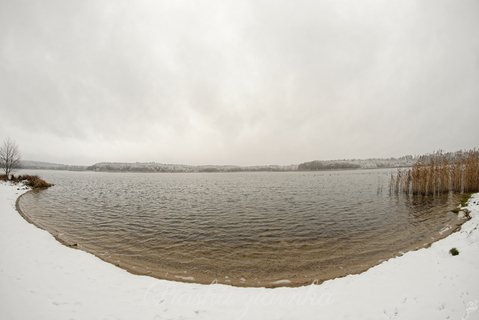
xmin=1 ymin=174 xmax=53 ymax=189
xmin=390 ymin=149 xmax=479 ymax=196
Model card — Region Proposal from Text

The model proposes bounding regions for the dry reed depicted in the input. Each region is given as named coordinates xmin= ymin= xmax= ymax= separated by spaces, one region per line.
xmin=390 ymin=149 xmax=479 ymax=196
xmin=4 ymin=174 xmax=54 ymax=189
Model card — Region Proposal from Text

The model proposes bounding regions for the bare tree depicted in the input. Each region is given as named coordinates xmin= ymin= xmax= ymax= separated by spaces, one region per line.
xmin=0 ymin=138 xmax=21 ymax=179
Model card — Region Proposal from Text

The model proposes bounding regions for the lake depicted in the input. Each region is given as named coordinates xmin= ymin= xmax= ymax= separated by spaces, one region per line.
xmin=17 ymin=169 xmax=464 ymax=287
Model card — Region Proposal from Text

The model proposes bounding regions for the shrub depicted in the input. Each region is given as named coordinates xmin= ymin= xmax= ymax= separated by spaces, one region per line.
xmin=18 ymin=175 xmax=53 ymax=189
xmin=449 ymin=248 xmax=459 ymax=256
xmin=5 ymin=174 xmax=54 ymax=189
xmin=459 ymin=193 xmax=472 ymax=207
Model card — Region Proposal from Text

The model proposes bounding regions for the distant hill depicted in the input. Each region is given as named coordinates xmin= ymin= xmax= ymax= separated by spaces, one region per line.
xmin=87 ymin=162 xmax=298 ymax=173
xmin=19 ymin=160 xmax=88 ymax=171
xmin=17 ymin=156 xmax=415 ymax=173
xmin=298 ymin=156 xmax=415 ymax=171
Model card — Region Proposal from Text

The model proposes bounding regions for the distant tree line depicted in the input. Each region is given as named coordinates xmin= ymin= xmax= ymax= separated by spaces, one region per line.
xmin=298 ymin=161 xmax=361 ymax=171
xmin=87 ymin=163 xmax=298 ymax=173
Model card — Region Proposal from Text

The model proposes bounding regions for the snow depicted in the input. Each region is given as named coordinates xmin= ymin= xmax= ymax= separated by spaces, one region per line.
xmin=1 ymin=181 xmax=478 ymax=320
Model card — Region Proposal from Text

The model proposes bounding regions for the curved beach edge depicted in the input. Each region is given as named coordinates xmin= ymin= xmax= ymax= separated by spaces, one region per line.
xmin=1 ymin=182 xmax=479 ymax=319
xmin=14 ymin=189 xmax=471 ymax=289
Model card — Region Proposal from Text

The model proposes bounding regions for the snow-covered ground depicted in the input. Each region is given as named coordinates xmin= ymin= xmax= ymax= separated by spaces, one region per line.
xmin=1 ymin=182 xmax=478 ymax=320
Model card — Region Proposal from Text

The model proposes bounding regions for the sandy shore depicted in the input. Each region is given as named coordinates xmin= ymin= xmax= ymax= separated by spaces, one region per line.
xmin=1 ymin=182 xmax=478 ymax=319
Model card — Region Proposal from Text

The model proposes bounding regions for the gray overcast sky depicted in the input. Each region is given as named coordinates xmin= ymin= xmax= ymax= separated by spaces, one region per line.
xmin=1 ymin=0 xmax=478 ymax=165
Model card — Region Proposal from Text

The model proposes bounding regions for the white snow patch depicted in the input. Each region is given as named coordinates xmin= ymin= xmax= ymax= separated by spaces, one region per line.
xmin=175 ymin=275 xmax=195 ymax=281
xmin=271 ymin=279 xmax=292 ymax=285
xmin=439 ymin=226 xmax=451 ymax=235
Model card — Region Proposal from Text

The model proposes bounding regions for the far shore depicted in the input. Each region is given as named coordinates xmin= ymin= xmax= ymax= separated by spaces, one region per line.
xmin=18 ymin=156 xmax=415 ymax=173
xmin=18 ymin=166 xmax=413 ymax=173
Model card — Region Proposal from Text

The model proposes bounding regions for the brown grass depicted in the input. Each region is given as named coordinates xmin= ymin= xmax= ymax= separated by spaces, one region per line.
xmin=390 ymin=149 xmax=479 ymax=196
xmin=5 ymin=174 xmax=54 ymax=189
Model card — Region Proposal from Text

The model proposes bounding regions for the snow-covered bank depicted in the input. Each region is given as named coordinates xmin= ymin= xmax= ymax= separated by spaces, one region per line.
xmin=1 ymin=182 xmax=478 ymax=320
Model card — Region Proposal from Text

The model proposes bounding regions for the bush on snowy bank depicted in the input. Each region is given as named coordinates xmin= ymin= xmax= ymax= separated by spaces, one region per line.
xmin=0 ymin=174 xmax=53 ymax=189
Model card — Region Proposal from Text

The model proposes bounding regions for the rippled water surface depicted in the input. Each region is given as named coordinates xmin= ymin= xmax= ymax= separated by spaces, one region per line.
xmin=18 ymin=169 xmax=463 ymax=286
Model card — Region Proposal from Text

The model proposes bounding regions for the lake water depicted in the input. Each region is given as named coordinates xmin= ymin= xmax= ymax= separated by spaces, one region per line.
xmin=17 ymin=169 xmax=464 ymax=287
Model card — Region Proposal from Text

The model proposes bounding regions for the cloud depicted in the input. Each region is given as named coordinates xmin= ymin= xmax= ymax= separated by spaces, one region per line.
xmin=1 ymin=0 xmax=478 ymax=165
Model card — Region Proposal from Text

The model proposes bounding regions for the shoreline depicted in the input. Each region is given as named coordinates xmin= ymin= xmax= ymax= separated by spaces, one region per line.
xmin=15 ymin=186 xmax=470 ymax=288
xmin=1 ymin=182 xmax=479 ymax=319
xmin=15 ymin=189 xmax=470 ymax=288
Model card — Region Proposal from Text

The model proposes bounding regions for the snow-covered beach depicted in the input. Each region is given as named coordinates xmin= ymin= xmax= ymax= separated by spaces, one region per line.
xmin=1 ymin=182 xmax=478 ymax=320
